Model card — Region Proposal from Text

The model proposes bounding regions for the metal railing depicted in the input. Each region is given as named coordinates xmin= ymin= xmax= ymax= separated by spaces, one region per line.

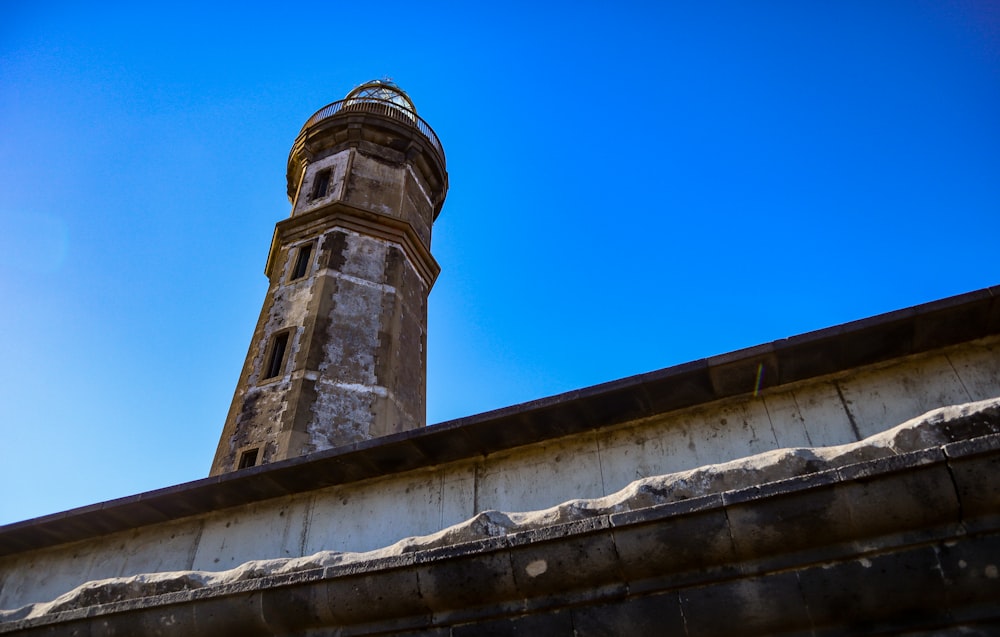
xmin=300 ymin=97 xmax=444 ymax=161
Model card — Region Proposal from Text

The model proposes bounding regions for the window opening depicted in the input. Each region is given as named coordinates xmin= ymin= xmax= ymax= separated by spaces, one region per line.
xmin=311 ymin=169 xmax=331 ymax=200
xmin=264 ymin=332 xmax=290 ymax=379
xmin=291 ymin=244 xmax=313 ymax=280
xmin=238 ymin=448 xmax=259 ymax=469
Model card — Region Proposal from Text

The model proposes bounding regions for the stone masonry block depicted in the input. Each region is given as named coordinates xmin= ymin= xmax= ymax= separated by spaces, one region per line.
xmin=680 ymin=571 xmax=811 ymax=637
xmin=836 ymin=456 xmax=960 ymax=541
xmin=451 ymin=607 xmax=574 ymax=637
xmin=796 ymin=545 xmax=948 ymax=631
xmin=412 ymin=539 xmax=517 ymax=613
xmin=724 ymin=472 xmax=852 ymax=561
xmin=259 ymin=577 xmax=333 ymax=633
xmin=936 ymin=531 xmax=1000 ymax=610
xmin=610 ymin=495 xmax=738 ymax=591
xmin=507 ymin=522 xmax=620 ymax=597
xmin=323 ymin=565 xmax=428 ymax=625
xmin=571 ymin=591 xmax=687 ymax=636
xmin=945 ymin=435 xmax=1000 ymax=531
xmin=192 ymin=592 xmax=270 ymax=636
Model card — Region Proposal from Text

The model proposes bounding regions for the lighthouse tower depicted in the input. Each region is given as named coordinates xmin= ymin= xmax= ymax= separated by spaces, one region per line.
xmin=210 ymin=81 xmax=448 ymax=475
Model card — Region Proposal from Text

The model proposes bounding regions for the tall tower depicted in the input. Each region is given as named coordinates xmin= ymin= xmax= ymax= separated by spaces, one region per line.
xmin=210 ymin=81 xmax=448 ymax=475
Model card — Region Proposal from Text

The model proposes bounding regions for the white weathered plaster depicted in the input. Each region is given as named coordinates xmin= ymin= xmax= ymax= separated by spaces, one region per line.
xmin=293 ymin=151 xmax=350 ymax=216
xmin=348 ymin=153 xmax=404 ymax=217
xmin=947 ymin=338 xmax=1000 ymax=401
xmin=0 ymin=518 xmax=204 ymax=615
xmin=302 ymin=470 xmax=451 ymax=556
xmin=838 ymin=352 xmax=974 ymax=439
xmin=594 ymin=379 xmax=863 ymax=497
xmin=404 ymin=164 xmax=431 ymax=206
xmin=191 ymin=497 xmax=312 ymax=572
xmin=329 ymin=269 xmax=397 ymax=293
xmin=785 ymin=382 xmax=859 ymax=447
xmin=476 ymin=432 xmax=606 ymax=513
xmin=321 ymin=381 xmax=389 ymax=396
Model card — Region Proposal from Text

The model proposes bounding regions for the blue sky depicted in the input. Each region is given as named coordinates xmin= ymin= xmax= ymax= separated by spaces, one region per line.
xmin=1 ymin=1 xmax=998 ymax=525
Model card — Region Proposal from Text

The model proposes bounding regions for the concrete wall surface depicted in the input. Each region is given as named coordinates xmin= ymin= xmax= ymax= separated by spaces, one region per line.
xmin=1 ymin=334 xmax=998 ymax=613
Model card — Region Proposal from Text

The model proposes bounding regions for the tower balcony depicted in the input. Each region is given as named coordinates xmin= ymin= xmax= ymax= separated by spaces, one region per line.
xmin=300 ymin=96 xmax=444 ymax=162
xmin=287 ymin=82 xmax=447 ymax=212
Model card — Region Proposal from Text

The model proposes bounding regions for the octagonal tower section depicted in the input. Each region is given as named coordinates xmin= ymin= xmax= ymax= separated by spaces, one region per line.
xmin=210 ymin=81 xmax=448 ymax=475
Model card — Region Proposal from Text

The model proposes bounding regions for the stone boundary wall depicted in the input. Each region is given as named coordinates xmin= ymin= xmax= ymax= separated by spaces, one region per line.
xmin=3 ymin=418 xmax=999 ymax=634
xmin=1 ymin=333 xmax=998 ymax=613
xmin=4 ymin=288 xmax=998 ymax=557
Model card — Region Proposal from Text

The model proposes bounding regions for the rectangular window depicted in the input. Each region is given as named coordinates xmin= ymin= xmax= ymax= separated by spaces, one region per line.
xmin=311 ymin=169 xmax=331 ymax=200
xmin=263 ymin=332 xmax=290 ymax=380
xmin=238 ymin=448 xmax=259 ymax=469
xmin=290 ymin=243 xmax=313 ymax=280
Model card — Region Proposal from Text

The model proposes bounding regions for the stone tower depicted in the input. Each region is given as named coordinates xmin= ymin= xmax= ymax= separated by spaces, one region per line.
xmin=210 ymin=81 xmax=448 ymax=475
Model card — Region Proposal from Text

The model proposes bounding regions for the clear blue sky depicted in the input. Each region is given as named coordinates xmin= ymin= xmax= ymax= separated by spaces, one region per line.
xmin=1 ymin=2 xmax=998 ymax=525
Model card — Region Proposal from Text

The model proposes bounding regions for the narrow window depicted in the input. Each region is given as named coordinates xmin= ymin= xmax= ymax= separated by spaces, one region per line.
xmin=290 ymin=243 xmax=313 ymax=280
xmin=311 ymin=169 xmax=331 ymax=200
xmin=263 ymin=332 xmax=290 ymax=379
xmin=238 ymin=448 xmax=259 ymax=469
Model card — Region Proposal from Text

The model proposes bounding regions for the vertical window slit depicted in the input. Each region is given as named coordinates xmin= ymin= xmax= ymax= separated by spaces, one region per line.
xmin=238 ymin=448 xmax=259 ymax=469
xmin=264 ymin=332 xmax=290 ymax=379
xmin=291 ymin=244 xmax=313 ymax=280
xmin=311 ymin=169 xmax=331 ymax=200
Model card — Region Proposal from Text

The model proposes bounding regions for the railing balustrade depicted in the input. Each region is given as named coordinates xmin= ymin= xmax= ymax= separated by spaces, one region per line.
xmin=300 ymin=97 xmax=444 ymax=162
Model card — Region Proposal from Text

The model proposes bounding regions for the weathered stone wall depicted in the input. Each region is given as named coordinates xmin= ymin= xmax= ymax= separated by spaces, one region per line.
xmin=211 ymin=223 xmax=433 ymax=472
xmin=294 ymin=149 xmax=351 ymax=216
xmin=293 ymin=145 xmax=437 ymax=247
xmin=212 ymin=137 xmax=440 ymax=475
xmin=3 ymin=335 xmax=998 ymax=612
xmin=4 ymin=399 xmax=1000 ymax=634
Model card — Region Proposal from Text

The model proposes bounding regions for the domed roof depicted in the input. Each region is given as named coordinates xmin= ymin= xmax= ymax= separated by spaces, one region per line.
xmin=343 ymin=79 xmax=417 ymax=117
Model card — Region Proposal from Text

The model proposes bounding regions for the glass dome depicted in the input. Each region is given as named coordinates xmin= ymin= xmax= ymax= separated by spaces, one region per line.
xmin=343 ymin=79 xmax=417 ymax=121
